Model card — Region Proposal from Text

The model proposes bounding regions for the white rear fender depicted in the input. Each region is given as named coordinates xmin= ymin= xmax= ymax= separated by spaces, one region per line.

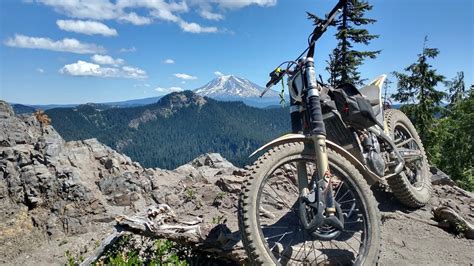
xmin=250 ymin=134 xmax=381 ymax=185
xmin=359 ymin=74 xmax=387 ymax=106
xmin=360 ymin=74 xmax=387 ymax=126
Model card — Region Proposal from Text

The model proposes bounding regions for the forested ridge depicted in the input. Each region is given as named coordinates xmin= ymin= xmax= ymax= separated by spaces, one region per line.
xmin=46 ymin=91 xmax=290 ymax=169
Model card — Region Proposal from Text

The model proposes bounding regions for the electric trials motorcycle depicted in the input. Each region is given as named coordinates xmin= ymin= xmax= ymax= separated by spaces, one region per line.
xmin=238 ymin=0 xmax=432 ymax=264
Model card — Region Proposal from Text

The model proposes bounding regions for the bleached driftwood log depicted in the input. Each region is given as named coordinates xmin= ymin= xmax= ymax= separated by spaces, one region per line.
xmin=81 ymin=204 xmax=246 ymax=265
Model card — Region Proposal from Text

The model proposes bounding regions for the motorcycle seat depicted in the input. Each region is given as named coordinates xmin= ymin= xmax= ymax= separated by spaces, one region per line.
xmin=359 ymin=75 xmax=387 ymax=116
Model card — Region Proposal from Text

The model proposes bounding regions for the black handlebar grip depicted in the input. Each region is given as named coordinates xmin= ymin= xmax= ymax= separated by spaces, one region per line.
xmin=266 ymin=72 xmax=283 ymax=88
xmin=265 ymin=80 xmax=274 ymax=88
xmin=307 ymin=94 xmax=326 ymax=135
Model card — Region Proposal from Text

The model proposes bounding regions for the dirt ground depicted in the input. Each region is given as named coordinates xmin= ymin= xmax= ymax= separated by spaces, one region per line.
xmin=376 ymin=185 xmax=474 ymax=265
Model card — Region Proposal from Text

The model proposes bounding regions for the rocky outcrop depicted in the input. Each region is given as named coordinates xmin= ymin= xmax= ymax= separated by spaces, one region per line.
xmin=1 ymin=100 xmax=473 ymax=265
xmin=430 ymin=166 xmax=456 ymax=186
xmin=128 ymin=91 xmax=207 ymax=129
xmin=0 ymin=100 xmax=240 ymax=265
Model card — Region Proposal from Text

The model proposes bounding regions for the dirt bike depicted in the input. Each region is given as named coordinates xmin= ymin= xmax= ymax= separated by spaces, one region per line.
xmin=238 ymin=0 xmax=432 ymax=264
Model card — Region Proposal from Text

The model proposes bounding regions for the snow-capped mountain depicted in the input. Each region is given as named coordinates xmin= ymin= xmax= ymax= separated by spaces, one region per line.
xmin=195 ymin=75 xmax=279 ymax=100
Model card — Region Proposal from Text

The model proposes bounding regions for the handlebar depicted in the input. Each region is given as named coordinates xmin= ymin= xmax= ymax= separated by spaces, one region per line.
xmin=265 ymin=68 xmax=285 ymax=88
xmin=261 ymin=0 xmax=345 ymax=97
xmin=307 ymin=0 xmax=345 ymax=58
xmin=260 ymin=68 xmax=285 ymax=97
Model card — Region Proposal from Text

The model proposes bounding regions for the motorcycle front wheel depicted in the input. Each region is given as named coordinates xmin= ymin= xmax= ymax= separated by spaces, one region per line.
xmin=239 ymin=141 xmax=380 ymax=265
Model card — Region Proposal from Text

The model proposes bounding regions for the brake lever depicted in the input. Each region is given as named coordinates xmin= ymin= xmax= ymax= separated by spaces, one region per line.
xmin=260 ymin=68 xmax=285 ymax=98
xmin=260 ymin=87 xmax=272 ymax=98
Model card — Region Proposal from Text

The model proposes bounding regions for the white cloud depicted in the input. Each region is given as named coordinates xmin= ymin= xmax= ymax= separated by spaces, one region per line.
xmin=174 ymin=73 xmax=197 ymax=80
xmin=178 ymin=20 xmax=217 ymax=33
xmin=4 ymin=34 xmax=105 ymax=54
xmin=163 ymin=59 xmax=175 ymax=64
xmin=116 ymin=0 xmax=189 ymax=13
xmin=214 ymin=0 xmax=277 ymax=9
xmin=119 ymin=46 xmax=136 ymax=53
xmin=150 ymin=9 xmax=180 ymax=22
xmin=36 ymin=0 xmax=118 ymax=20
xmin=56 ymin=19 xmax=117 ymax=36
xmin=199 ymin=9 xmax=224 ymax=20
xmin=91 ymin=54 xmax=125 ymax=65
xmin=155 ymin=86 xmax=183 ymax=95
xmin=60 ymin=60 xmax=116 ymax=77
xmin=36 ymin=68 xmax=45 ymax=73
xmin=122 ymin=66 xmax=148 ymax=79
xmin=118 ymin=12 xmax=152 ymax=25
xmin=34 ymin=0 xmax=277 ymax=34
xmin=60 ymin=60 xmax=147 ymax=79
xmin=214 ymin=71 xmax=224 ymax=76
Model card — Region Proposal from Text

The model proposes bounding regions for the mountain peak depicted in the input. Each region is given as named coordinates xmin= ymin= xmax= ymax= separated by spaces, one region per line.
xmin=194 ymin=75 xmax=278 ymax=99
xmin=157 ymin=90 xmax=207 ymax=108
xmin=128 ymin=91 xmax=206 ymax=129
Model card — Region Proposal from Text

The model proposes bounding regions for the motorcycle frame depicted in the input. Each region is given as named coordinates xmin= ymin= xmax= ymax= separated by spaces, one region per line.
xmin=253 ymin=0 xmax=407 ymax=226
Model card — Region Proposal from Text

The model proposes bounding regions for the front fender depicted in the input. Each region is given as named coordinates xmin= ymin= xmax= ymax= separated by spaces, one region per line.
xmin=249 ymin=134 xmax=307 ymax=157
xmin=250 ymin=134 xmax=381 ymax=185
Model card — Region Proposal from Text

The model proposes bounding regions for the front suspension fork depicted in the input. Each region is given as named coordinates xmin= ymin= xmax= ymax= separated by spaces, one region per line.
xmin=294 ymin=58 xmax=340 ymax=230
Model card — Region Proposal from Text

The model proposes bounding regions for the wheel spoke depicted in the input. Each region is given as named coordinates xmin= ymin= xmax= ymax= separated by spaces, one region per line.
xmin=339 ymin=198 xmax=356 ymax=204
xmin=396 ymin=137 xmax=415 ymax=148
xmin=336 ymin=189 xmax=350 ymax=201
xmin=334 ymin=180 xmax=345 ymax=199
xmin=276 ymin=237 xmax=294 ymax=262
xmin=252 ymin=158 xmax=370 ymax=264
xmin=268 ymin=183 xmax=295 ymax=211
xmin=394 ymin=123 xmax=424 ymax=187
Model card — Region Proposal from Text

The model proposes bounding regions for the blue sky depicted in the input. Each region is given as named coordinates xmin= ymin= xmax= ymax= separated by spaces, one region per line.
xmin=0 ymin=0 xmax=472 ymax=104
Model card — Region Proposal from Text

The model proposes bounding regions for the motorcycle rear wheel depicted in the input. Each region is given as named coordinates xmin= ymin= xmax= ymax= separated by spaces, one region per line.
xmin=384 ymin=109 xmax=432 ymax=208
xmin=238 ymin=141 xmax=380 ymax=265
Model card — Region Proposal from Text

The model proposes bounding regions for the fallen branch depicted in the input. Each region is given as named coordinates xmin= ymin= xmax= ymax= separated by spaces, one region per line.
xmin=81 ymin=204 xmax=246 ymax=265
xmin=80 ymin=231 xmax=125 ymax=266
xmin=381 ymin=211 xmax=439 ymax=227
xmin=433 ymin=206 xmax=474 ymax=239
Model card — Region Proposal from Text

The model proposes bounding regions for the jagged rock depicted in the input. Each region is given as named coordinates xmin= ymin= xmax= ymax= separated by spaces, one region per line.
xmin=174 ymin=164 xmax=203 ymax=179
xmin=430 ymin=166 xmax=455 ymax=186
xmin=191 ymin=153 xmax=236 ymax=169
xmin=103 ymin=158 xmax=119 ymax=169
xmin=216 ymin=175 xmax=243 ymax=194
xmin=0 ymin=101 xmax=14 ymax=119
xmin=42 ymin=126 xmax=65 ymax=159
xmin=84 ymin=138 xmax=110 ymax=159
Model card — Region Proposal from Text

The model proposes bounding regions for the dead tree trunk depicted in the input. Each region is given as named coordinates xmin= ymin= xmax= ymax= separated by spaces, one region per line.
xmin=81 ymin=204 xmax=246 ymax=265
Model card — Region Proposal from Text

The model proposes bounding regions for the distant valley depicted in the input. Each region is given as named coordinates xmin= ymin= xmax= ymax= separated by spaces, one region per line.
xmin=45 ymin=91 xmax=290 ymax=169
xmin=12 ymin=75 xmax=282 ymax=114
xmin=11 ymin=96 xmax=164 ymax=114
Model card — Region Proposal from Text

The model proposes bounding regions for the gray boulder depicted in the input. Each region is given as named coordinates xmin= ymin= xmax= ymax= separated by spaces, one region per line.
xmin=0 ymin=100 xmax=14 ymax=119
xmin=431 ymin=166 xmax=455 ymax=186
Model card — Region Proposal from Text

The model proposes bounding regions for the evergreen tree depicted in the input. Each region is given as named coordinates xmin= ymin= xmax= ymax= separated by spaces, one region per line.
xmin=392 ymin=37 xmax=445 ymax=153
xmin=444 ymin=71 xmax=466 ymax=105
xmin=431 ymin=87 xmax=473 ymax=191
xmin=46 ymin=94 xmax=290 ymax=170
xmin=382 ymin=77 xmax=393 ymax=109
xmin=325 ymin=0 xmax=380 ymax=87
